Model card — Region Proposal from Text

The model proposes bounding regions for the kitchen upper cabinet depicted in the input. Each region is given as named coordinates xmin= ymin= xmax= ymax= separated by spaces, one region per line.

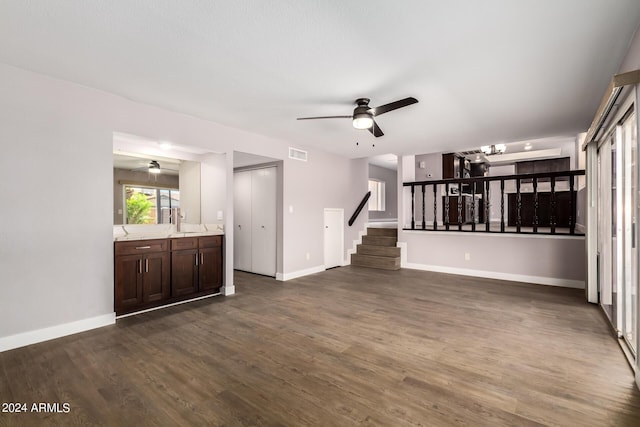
xmin=234 ymin=167 xmax=276 ymax=277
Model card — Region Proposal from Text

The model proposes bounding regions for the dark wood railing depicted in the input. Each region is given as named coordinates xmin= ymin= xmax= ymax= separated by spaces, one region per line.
xmin=403 ymin=170 xmax=585 ymax=235
xmin=348 ymin=191 xmax=371 ymax=226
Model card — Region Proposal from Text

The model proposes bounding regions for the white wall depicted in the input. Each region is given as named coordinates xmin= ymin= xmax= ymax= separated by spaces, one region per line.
xmin=368 ymin=164 xmax=397 ymax=221
xmin=200 ymin=153 xmax=226 ymax=225
xmin=282 ymin=152 xmax=368 ymax=278
xmin=0 ymin=63 xmax=368 ymax=349
xmin=414 ymin=153 xmax=442 ymax=181
xmin=402 ymin=232 xmax=585 ymax=287
xmin=397 ymin=147 xmax=586 ymax=288
xmin=179 ymin=160 xmax=201 ymax=224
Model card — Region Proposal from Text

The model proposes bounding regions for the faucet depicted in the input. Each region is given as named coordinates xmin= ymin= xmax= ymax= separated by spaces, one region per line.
xmin=171 ymin=207 xmax=181 ymax=232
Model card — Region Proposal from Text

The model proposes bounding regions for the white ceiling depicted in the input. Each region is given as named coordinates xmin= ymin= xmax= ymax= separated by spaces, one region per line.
xmin=1 ymin=1 xmax=639 ymax=159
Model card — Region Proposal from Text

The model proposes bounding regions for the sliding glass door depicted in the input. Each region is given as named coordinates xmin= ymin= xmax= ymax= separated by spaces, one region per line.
xmin=621 ymin=111 xmax=637 ymax=353
xmin=597 ymin=106 xmax=638 ymax=357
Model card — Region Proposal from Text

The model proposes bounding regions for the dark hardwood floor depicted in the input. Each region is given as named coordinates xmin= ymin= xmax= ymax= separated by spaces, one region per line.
xmin=2 ymin=267 xmax=640 ymax=426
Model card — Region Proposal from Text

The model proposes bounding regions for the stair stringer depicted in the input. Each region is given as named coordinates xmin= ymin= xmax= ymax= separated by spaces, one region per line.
xmin=345 ymin=222 xmax=371 ymax=266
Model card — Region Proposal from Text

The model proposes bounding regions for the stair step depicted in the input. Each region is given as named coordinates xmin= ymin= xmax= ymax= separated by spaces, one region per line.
xmin=357 ymin=244 xmax=400 ymax=257
xmin=367 ymin=227 xmax=398 ymax=237
xmin=351 ymin=254 xmax=400 ymax=270
xmin=362 ymin=235 xmax=397 ymax=247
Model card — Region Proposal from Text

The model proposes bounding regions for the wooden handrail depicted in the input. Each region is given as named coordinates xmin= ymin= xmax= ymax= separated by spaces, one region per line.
xmin=403 ymin=169 xmax=585 ymax=187
xmin=348 ymin=191 xmax=371 ymax=226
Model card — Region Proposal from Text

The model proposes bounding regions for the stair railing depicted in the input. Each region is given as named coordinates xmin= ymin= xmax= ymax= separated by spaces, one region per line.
xmin=348 ymin=191 xmax=371 ymax=226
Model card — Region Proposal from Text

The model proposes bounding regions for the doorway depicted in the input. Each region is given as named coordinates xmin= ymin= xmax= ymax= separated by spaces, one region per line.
xmin=324 ymin=208 xmax=344 ymax=269
xmin=597 ymin=104 xmax=638 ymax=358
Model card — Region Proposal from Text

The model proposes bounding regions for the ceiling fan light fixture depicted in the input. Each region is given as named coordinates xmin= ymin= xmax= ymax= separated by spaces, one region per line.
xmin=148 ymin=160 xmax=162 ymax=174
xmin=353 ymin=113 xmax=373 ymax=130
xmin=481 ymin=144 xmax=507 ymax=155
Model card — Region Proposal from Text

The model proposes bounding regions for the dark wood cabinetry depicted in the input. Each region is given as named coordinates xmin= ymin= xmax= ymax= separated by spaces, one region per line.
xmin=441 ymin=153 xmax=487 ymax=224
xmin=170 ymin=236 xmax=223 ymax=297
xmin=115 ymin=235 xmax=223 ymax=316
xmin=198 ymin=236 xmax=224 ymax=292
xmin=442 ymin=153 xmax=470 ymax=179
xmin=507 ymin=192 xmax=571 ymax=227
xmin=442 ymin=196 xmax=484 ymax=225
xmin=114 ymin=240 xmax=170 ymax=314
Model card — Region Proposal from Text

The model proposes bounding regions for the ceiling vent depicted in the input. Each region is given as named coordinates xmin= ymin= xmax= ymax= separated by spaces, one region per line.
xmin=289 ymin=147 xmax=308 ymax=162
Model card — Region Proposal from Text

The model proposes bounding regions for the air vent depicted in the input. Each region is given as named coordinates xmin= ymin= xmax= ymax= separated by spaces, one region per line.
xmin=458 ymin=149 xmax=482 ymax=156
xmin=289 ymin=147 xmax=308 ymax=162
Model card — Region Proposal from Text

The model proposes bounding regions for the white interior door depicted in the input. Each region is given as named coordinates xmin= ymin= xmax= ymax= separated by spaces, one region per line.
xmin=324 ymin=209 xmax=344 ymax=269
xmin=233 ymin=170 xmax=252 ymax=271
xmin=250 ymin=167 xmax=276 ymax=276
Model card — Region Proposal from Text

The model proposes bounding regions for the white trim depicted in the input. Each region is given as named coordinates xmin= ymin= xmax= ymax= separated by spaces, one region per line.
xmin=221 ymin=285 xmax=235 ymax=296
xmin=0 ymin=313 xmax=116 ymax=353
xmin=276 ymin=265 xmax=326 ymax=281
xmin=116 ymin=293 xmax=222 ymax=318
xmin=402 ymin=262 xmax=585 ymax=289
xmin=347 ymin=222 xmax=370 ymax=264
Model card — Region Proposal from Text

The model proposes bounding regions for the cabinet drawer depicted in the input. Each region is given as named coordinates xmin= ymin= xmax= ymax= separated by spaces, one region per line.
xmin=115 ymin=239 xmax=168 ymax=256
xmin=199 ymin=235 xmax=222 ymax=248
xmin=171 ymin=237 xmax=198 ymax=251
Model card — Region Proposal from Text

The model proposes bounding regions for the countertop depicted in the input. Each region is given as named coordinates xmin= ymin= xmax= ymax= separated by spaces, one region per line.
xmin=114 ymin=231 xmax=224 ymax=242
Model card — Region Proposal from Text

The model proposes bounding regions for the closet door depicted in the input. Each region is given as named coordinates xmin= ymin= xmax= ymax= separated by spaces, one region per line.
xmin=233 ymin=170 xmax=252 ymax=272
xmin=251 ymin=167 xmax=276 ymax=276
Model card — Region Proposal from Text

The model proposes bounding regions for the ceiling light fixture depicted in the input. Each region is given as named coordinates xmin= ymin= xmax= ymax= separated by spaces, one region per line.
xmin=352 ymin=113 xmax=374 ymax=130
xmin=480 ymin=144 xmax=507 ymax=155
xmin=159 ymin=141 xmax=172 ymax=150
xmin=149 ymin=160 xmax=162 ymax=174
xmin=524 ymin=143 xmax=532 ymax=150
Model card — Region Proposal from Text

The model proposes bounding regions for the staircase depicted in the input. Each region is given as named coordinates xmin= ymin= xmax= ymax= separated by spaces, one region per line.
xmin=351 ymin=227 xmax=400 ymax=270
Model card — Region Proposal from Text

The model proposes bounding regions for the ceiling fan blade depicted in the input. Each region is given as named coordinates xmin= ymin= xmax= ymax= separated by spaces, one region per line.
xmin=368 ymin=119 xmax=384 ymax=137
xmin=369 ymin=97 xmax=418 ymax=116
xmin=296 ymin=115 xmax=352 ymax=120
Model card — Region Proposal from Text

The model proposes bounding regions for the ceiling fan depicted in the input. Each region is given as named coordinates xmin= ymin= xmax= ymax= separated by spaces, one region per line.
xmin=297 ymin=97 xmax=418 ymax=137
xmin=131 ymin=160 xmax=178 ymax=174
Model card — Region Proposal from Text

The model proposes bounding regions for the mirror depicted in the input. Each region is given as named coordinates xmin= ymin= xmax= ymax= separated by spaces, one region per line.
xmin=113 ymin=152 xmax=205 ymax=226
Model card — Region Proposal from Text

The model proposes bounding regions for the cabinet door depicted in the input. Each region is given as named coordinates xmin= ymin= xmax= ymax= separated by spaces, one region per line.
xmin=171 ymin=249 xmax=199 ymax=297
xmin=234 ymin=170 xmax=253 ymax=271
xmin=251 ymin=167 xmax=276 ymax=276
xmin=199 ymin=246 xmax=222 ymax=292
xmin=115 ymin=254 xmax=143 ymax=312
xmin=143 ymin=252 xmax=170 ymax=303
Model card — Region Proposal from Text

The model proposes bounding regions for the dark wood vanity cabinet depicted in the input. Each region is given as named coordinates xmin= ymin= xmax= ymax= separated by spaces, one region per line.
xmin=114 ymin=239 xmax=170 ymax=314
xmin=170 ymin=236 xmax=223 ymax=297
xmin=115 ymin=235 xmax=223 ymax=315
xmin=198 ymin=236 xmax=223 ymax=292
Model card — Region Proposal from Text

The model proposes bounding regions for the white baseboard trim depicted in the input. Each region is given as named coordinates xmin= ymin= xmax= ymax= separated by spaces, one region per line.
xmin=221 ymin=285 xmax=235 ymax=296
xmin=276 ymin=265 xmax=326 ymax=281
xmin=403 ymin=262 xmax=585 ymax=289
xmin=0 ymin=313 xmax=116 ymax=353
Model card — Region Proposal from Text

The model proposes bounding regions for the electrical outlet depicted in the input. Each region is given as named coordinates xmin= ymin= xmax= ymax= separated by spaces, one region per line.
xmin=464 ymin=252 xmax=471 ymax=261
xmin=306 ymin=252 xmax=310 ymax=261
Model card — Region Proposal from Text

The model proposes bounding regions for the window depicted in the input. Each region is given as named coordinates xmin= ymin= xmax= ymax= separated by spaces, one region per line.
xmin=124 ymin=185 xmax=180 ymax=224
xmin=368 ymin=179 xmax=385 ymax=211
